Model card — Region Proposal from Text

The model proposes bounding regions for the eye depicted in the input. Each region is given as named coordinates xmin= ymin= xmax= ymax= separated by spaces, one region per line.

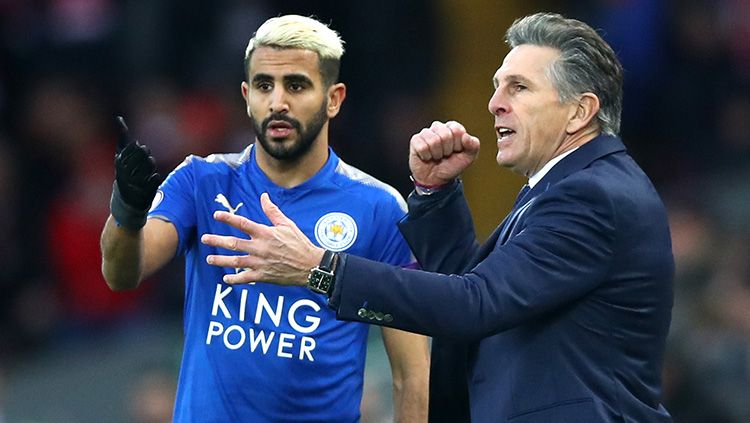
xmin=288 ymin=82 xmax=306 ymax=92
xmin=255 ymin=81 xmax=273 ymax=92
xmin=513 ymin=83 xmax=527 ymax=92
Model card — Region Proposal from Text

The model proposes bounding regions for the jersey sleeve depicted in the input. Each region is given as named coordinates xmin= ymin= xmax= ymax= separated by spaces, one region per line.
xmin=148 ymin=156 xmax=197 ymax=256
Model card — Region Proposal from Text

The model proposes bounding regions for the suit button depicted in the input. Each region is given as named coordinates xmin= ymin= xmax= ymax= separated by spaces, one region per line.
xmin=357 ymin=308 xmax=367 ymax=318
xmin=366 ymin=311 xmax=376 ymax=320
xmin=384 ymin=314 xmax=393 ymax=322
xmin=375 ymin=312 xmax=384 ymax=321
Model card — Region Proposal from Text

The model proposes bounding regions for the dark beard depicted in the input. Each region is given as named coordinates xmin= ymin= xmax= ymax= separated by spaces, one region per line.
xmin=252 ymin=101 xmax=329 ymax=161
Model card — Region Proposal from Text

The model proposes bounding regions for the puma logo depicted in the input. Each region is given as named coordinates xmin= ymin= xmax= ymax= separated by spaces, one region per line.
xmin=215 ymin=194 xmax=244 ymax=215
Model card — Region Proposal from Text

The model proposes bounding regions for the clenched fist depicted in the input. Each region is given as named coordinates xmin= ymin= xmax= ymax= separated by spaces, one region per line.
xmin=408 ymin=120 xmax=480 ymax=188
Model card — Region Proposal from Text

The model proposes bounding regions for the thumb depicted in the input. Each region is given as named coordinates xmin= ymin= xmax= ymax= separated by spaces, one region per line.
xmin=260 ymin=193 xmax=292 ymax=227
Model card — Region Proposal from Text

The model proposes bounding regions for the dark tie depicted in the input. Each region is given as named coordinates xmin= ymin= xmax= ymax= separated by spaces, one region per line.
xmin=513 ymin=184 xmax=530 ymax=208
xmin=469 ymin=184 xmax=533 ymax=263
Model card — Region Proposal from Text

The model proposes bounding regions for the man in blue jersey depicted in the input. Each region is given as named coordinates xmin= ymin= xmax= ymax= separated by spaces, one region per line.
xmin=100 ymin=15 xmax=429 ymax=422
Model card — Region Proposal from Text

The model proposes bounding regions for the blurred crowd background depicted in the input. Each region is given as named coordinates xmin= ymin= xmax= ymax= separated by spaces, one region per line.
xmin=0 ymin=0 xmax=748 ymax=422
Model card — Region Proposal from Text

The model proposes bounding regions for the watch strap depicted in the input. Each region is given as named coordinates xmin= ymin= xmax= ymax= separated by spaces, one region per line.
xmin=319 ymin=249 xmax=337 ymax=272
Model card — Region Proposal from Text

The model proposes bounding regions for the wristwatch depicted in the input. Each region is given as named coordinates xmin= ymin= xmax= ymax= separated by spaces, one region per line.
xmin=307 ymin=250 xmax=339 ymax=296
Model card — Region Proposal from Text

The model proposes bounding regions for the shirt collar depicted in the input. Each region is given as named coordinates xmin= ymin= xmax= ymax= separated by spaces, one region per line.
xmin=528 ymin=147 xmax=580 ymax=188
xmin=248 ymin=145 xmax=339 ymax=192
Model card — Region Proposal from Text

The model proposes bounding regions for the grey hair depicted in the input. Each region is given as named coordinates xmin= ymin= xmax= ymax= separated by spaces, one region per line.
xmin=244 ymin=15 xmax=345 ymax=86
xmin=505 ymin=13 xmax=623 ymax=136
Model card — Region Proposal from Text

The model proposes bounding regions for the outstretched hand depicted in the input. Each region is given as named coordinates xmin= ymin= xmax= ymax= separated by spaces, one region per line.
xmin=201 ymin=193 xmax=325 ymax=285
xmin=408 ymin=120 xmax=480 ymax=187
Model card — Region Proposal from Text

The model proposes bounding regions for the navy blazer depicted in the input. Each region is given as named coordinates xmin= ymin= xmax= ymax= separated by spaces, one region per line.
xmin=330 ymin=135 xmax=674 ymax=422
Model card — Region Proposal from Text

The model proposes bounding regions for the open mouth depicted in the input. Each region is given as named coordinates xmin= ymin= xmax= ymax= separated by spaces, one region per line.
xmin=497 ymin=127 xmax=515 ymax=140
xmin=267 ymin=120 xmax=294 ymax=138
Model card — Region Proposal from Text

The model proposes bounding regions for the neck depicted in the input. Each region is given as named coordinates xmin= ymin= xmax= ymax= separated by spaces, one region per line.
xmin=523 ymin=125 xmax=601 ymax=178
xmin=559 ymin=125 xmax=600 ymax=156
xmin=254 ymin=135 xmax=330 ymax=189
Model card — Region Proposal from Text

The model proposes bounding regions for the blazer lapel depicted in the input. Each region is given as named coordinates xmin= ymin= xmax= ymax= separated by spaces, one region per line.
xmin=465 ymin=135 xmax=627 ymax=271
xmin=466 ymin=197 xmax=533 ymax=270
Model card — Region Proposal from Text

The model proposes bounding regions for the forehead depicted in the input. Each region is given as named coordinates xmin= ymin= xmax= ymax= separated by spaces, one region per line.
xmin=493 ymin=44 xmax=560 ymax=84
xmin=248 ymin=46 xmax=321 ymax=79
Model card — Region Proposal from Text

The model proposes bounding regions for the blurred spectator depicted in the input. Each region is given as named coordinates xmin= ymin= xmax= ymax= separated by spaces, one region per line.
xmin=700 ymin=234 xmax=750 ymax=421
xmin=647 ymin=0 xmax=746 ymax=183
xmin=128 ymin=368 xmax=177 ymax=423
xmin=663 ymin=194 xmax=750 ymax=422
xmin=0 ymin=135 xmax=62 ymax=355
xmin=661 ymin=197 xmax=721 ymax=421
xmin=722 ymin=0 xmax=750 ymax=75
xmin=0 ymin=140 xmax=23 ymax=312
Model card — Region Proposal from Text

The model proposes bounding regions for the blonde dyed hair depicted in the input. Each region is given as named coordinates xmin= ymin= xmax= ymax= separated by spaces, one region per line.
xmin=244 ymin=15 xmax=345 ymax=86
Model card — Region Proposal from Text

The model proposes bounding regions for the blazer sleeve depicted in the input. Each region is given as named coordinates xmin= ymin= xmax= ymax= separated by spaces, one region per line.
xmin=398 ymin=182 xmax=476 ymax=423
xmin=397 ymin=182 xmax=480 ymax=274
xmin=330 ymin=177 xmax=617 ymax=341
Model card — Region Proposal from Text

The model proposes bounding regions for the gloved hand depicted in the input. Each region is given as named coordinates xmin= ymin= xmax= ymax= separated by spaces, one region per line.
xmin=110 ymin=116 xmax=161 ymax=230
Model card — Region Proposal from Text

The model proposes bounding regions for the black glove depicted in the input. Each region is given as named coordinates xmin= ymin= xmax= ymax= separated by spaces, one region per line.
xmin=110 ymin=116 xmax=161 ymax=230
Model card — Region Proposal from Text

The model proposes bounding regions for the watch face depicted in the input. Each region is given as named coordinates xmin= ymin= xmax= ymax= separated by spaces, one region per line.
xmin=308 ymin=269 xmax=333 ymax=294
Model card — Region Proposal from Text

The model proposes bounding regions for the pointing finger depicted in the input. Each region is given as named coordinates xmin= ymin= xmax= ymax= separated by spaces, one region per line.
xmin=115 ymin=116 xmax=134 ymax=154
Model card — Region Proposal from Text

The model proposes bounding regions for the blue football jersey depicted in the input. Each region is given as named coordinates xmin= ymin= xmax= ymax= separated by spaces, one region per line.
xmin=149 ymin=145 xmax=413 ymax=422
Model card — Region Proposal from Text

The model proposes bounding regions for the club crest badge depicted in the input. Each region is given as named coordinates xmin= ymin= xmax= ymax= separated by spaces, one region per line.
xmin=314 ymin=212 xmax=358 ymax=252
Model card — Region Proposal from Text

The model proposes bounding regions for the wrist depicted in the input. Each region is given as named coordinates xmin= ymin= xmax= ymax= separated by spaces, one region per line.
xmin=410 ymin=175 xmax=454 ymax=196
xmin=110 ymin=182 xmax=149 ymax=231
xmin=310 ymin=247 xmax=326 ymax=270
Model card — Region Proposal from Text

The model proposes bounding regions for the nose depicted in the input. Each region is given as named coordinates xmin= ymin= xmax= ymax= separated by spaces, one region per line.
xmin=269 ymin=87 xmax=289 ymax=114
xmin=488 ymin=87 xmax=509 ymax=116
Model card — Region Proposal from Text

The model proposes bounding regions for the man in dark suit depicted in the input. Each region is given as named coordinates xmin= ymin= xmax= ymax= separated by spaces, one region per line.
xmin=201 ymin=12 xmax=674 ymax=423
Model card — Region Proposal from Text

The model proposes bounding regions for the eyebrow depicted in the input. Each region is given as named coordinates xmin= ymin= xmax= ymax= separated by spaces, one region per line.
xmin=251 ymin=73 xmax=314 ymax=86
xmin=251 ymin=73 xmax=273 ymax=84
xmin=284 ymin=74 xmax=314 ymax=86
xmin=493 ymin=74 xmax=533 ymax=88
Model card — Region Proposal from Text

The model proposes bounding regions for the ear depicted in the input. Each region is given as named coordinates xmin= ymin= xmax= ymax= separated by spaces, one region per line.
xmin=566 ymin=92 xmax=600 ymax=134
xmin=326 ymin=83 xmax=347 ymax=119
xmin=240 ymin=81 xmax=251 ymax=117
